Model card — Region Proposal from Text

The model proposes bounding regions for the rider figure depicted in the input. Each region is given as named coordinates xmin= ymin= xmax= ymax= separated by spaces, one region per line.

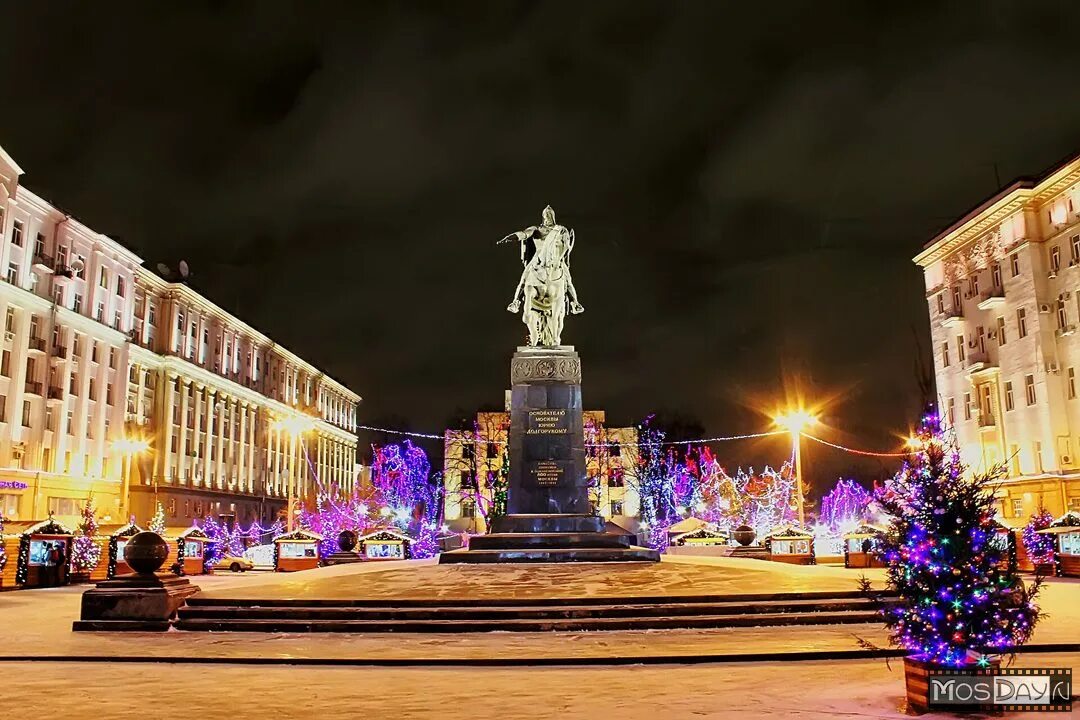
xmin=503 ymin=206 xmax=585 ymax=316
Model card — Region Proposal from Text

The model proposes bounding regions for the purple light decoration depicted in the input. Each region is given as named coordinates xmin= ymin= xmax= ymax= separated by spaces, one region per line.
xmin=0 ymin=481 xmax=27 ymax=490
xmin=819 ymin=478 xmax=872 ymax=532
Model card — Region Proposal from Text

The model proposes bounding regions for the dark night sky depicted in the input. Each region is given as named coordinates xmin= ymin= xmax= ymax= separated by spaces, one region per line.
xmin=2 ymin=2 xmax=1080 ymax=492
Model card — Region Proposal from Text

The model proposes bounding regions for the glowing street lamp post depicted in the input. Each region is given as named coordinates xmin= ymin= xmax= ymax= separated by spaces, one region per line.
xmin=774 ymin=410 xmax=817 ymax=528
xmin=114 ymin=437 xmax=150 ymax=521
xmin=274 ymin=416 xmax=317 ymax=532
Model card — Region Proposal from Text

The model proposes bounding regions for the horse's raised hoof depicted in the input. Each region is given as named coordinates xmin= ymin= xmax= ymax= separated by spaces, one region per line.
xmin=507 ymin=301 xmax=521 ymax=313
xmin=570 ymin=302 xmax=584 ymax=314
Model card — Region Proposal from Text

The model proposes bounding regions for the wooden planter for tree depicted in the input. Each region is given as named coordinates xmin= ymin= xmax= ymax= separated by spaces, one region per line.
xmin=903 ymin=655 xmax=1001 ymax=715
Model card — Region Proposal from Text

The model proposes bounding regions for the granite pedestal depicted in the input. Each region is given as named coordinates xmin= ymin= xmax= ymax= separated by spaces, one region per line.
xmin=441 ymin=347 xmax=658 ymax=563
xmin=73 ymin=572 xmax=201 ymax=631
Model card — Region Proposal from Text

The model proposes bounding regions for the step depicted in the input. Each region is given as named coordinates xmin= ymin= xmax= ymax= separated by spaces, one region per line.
xmin=173 ymin=609 xmax=883 ymax=633
xmin=176 ymin=597 xmax=895 ymax=622
xmin=467 ymin=532 xmax=631 ymax=551
xmin=491 ymin=514 xmax=606 ymax=534
xmin=439 ymin=546 xmax=659 ymax=564
xmin=185 ymin=589 xmax=898 ymax=609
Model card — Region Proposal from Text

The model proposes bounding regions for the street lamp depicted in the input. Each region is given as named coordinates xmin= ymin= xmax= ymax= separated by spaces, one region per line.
xmin=113 ymin=437 xmax=150 ymax=520
xmin=773 ymin=409 xmax=818 ymax=528
xmin=273 ymin=415 xmax=317 ymax=531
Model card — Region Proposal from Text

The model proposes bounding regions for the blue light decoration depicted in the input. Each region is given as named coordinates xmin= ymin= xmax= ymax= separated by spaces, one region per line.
xmin=872 ymin=410 xmax=1043 ymax=666
xmin=0 ymin=511 xmax=6 ymax=575
xmin=636 ymin=419 xmax=676 ymax=552
xmin=819 ymin=478 xmax=873 ymax=532
xmin=1021 ymin=509 xmax=1055 ymax=570
xmin=371 ymin=441 xmax=443 ymax=558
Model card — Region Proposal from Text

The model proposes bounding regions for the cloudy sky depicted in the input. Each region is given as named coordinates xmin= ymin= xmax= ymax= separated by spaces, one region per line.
xmin=2 ymin=1 xmax=1079 ymax=489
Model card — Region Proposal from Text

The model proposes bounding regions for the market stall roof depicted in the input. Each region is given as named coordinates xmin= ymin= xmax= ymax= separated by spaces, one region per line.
xmin=177 ymin=526 xmax=212 ymax=540
xmin=842 ymin=523 xmax=886 ymax=538
xmin=671 ymin=525 xmax=728 ymax=544
xmin=4 ymin=518 xmax=74 ymax=536
xmin=98 ymin=522 xmax=144 ymax=537
xmin=667 ymin=516 xmax=708 ymax=534
xmin=766 ymin=524 xmax=814 ymax=540
xmin=357 ymin=528 xmax=413 ymax=543
xmin=273 ymin=529 xmax=324 ymax=543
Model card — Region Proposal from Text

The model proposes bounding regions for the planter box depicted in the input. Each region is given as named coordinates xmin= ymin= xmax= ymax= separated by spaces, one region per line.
xmin=903 ymin=655 xmax=1001 ymax=715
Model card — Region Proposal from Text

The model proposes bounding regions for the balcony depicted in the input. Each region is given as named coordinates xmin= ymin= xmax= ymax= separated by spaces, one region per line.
xmin=977 ymin=287 xmax=1006 ymax=310
xmin=966 ymin=350 xmax=995 ymax=374
xmin=941 ymin=308 xmax=964 ymax=327
xmin=27 ymin=336 xmax=46 ymax=353
xmin=24 ymin=381 xmax=42 ymax=395
xmin=47 ymin=386 xmax=63 ymax=400
xmin=978 ymin=412 xmax=996 ymax=428
xmin=31 ymin=254 xmax=55 ymax=273
xmin=1055 ymin=324 xmax=1077 ymax=339
xmin=53 ymin=265 xmax=73 ymax=283
xmin=51 ymin=345 xmax=68 ymax=360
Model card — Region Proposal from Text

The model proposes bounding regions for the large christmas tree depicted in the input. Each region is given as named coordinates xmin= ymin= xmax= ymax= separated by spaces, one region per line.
xmin=873 ymin=410 xmax=1042 ymax=665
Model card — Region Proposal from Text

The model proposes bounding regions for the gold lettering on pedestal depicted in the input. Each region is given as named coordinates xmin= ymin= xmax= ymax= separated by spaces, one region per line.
xmin=532 ymin=460 xmax=564 ymax=487
xmin=526 ymin=408 xmax=568 ymax=435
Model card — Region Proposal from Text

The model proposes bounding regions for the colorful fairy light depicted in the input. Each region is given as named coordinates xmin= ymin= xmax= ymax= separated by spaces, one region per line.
xmin=872 ymin=410 xmax=1042 ymax=666
xmin=70 ymin=499 xmax=102 ymax=574
xmin=0 ymin=511 xmax=6 ymax=574
xmin=148 ymin=502 xmax=166 ymax=535
xmin=1021 ymin=509 xmax=1055 ymax=567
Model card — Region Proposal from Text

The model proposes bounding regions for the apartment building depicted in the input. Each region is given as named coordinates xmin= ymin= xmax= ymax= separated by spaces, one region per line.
xmin=914 ymin=153 xmax=1080 ymax=523
xmin=443 ymin=404 xmax=640 ymax=533
xmin=0 ymin=143 xmax=360 ymax=529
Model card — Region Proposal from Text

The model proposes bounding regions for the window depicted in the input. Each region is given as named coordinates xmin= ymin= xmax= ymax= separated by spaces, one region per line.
xmin=72 ymin=334 xmax=81 ymax=357
xmin=116 ymin=276 xmax=125 ymax=297
xmin=486 ymin=442 xmax=498 ymax=459
xmin=963 ymin=392 xmax=972 ymax=420
xmin=45 ymin=406 xmax=54 ymax=432
xmin=0 ymin=395 xmax=6 ymax=423
xmin=946 ymin=397 xmax=955 ymax=426
xmin=1 ymin=493 xmax=19 ymax=519
xmin=1072 ymin=234 xmax=1080 ymax=264
xmin=88 ymin=379 xmax=96 ymax=401
xmin=91 ymin=342 xmax=99 ymax=364
xmin=460 ymin=499 xmax=476 ymax=519
xmin=99 ymin=267 xmax=108 ymax=289
xmin=991 ymin=262 xmax=1002 ymax=288
xmin=1011 ymin=498 xmax=1023 ymax=518
xmin=1010 ymin=253 xmax=1020 ymax=277
xmin=969 ymin=274 xmax=979 ymax=297
xmin=1025 ymin=375 xmax=1036 ymax=406
xmin=148 ymin=303 xmax=156 ymax=326
xmin=941 ymin=341 xmax=950 ymax=368
xmin=20 ymin=400 xmax=29 ymax=426
xmin=460 ymin=470 xmax=476 ymax=489
xmin=461 ymin=443 xmax=474 ymax=461
xmin=4 ymin=308 xmax=12 ymax=333
xmin=951 ymin=285 xmax=962 ymax=310
xmin=996 ymin=316 xmax=1006 ymax=345
xmin=936 ymin=294 xmax=945 ymax=314
xmin=73 ymin=293 xmax=82 ymax=314
xmin=11 ymin=220 xmax=23 ymax=247
xmin=610 ymin=500 xmax=624 ymax=516
xmin=69 ymin=372 xmax=78 ymax=395
xmin=73 ymin=255 xmax=84 ymax=279
xmin=114 ymin=310 xmax=121 ymax=329
xmin=95 ymin=302 xmax=105 ymax=322
xmin=1058 ymin=300 xmax=1069 ymax=330
xmin=1051 ymin=246 xmax=1061 ymax=272
xmin=1017 ymin=307 xmax=1028 ymax=338
xmin=1005 ymin=381 xmax=1014 ymax=411
xmin=57 ymin=245 xmax=68 ymax=267
xmin=6 ymin=262 xmax=18 ymax=284
xmin=47 ymin=497 xmax=80 ymax=517
xmin=0 ymin=350 xmax=8 ymax=377
xmin=34 ymin=232 xmax=45 ymax=258
xmin=107 ymin=383 xmax=113 ymax=406
xmin=1069 ymin=367 xmax=1077 ymax=400
xmin=956 ymin=334 xmax=965 ymax=364
xmin=66 ymin=410 xmax=74 ymax=434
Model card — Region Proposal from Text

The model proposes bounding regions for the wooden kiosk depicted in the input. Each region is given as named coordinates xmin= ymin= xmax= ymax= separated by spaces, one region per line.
xmin=357 ymin=529 xmax=414 ymax=560
xmin=764 ymin=525 xmax=816 ymax=565
xmin=989 ymin=519 xmax=1018 ymax=573
xmin=843 ymin=524 xmax=886 ymax=568
xmin=9 ymin=518 xmax=74 ymax=588
xmin=107 ymin=522 xmax=144 ymax=578
xmin=1038 ymin=512 xmax=1080 ymax=577
xmin=177 ymin=526 xmax=211 ymax=576
xmin=273 ymin=529 xmax=323 ymax=572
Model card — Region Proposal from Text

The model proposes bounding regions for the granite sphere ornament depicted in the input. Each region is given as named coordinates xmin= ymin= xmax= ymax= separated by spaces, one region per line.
xmin=732 ymin=525 xmax=756 ymax=547
xmin=337 ymin=529 xmax=358 ymax=552
xmin=123 ymin=531 xmax=169 ymax=574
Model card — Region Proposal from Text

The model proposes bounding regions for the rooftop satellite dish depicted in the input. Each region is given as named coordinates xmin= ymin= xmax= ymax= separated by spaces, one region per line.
xmin=69 ymin=257 xmax=84 ymax=273
xmin=156 ymin=263 xmax=172 ymax=278
xmin=178 ymin=260 xmax=190 ymax=279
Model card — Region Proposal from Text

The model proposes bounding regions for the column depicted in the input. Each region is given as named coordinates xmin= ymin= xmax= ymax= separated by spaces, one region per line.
xmin=177 ymin=380 xmax=189 ymax=482
xmin=201 ymin=388 xmax=213 ymax=485
xmin=237 ymin=401 xmax=248 ymax=491
xmin=159 ymin=373 xmax=175 ymax=481
xmin=245 ymin=406 xmax=256 ymax=494
xmin=215 ymin=394 xmax=226 ymax=489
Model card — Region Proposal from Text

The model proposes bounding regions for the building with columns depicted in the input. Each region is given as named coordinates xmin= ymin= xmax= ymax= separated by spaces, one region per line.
xmin=0 ymin=143 xmax=360 ymax=529
xmin=914 ymin=153 xmax=1080 ymax=524
xmin=443 ymin=404 xmax=640 ymax=533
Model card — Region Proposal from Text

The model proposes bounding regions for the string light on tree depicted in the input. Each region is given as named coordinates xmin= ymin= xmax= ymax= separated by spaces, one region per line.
xmin=71 ymin=498 xmax=101 ymax=575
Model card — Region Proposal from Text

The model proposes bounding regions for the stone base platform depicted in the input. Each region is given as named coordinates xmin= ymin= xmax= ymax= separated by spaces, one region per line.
xmin=73 ymin=572 xmax=200 ymax=631
xmin=440 ymin=514 xmax=660 ymax=564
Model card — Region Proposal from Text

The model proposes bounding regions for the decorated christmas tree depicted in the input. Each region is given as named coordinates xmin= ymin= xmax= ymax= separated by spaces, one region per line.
xmin=872 ymin=410 xmax=1042 ymax=666
xmin=149 ymin=502 xmax=166 ymax=535
xmin=71 ymin=498 xmax=102 ymax=574
xmin=1021 ymin=508 xmax=1056 ymax=569
xmin=0 ymin=510 xmax=6 ymax=574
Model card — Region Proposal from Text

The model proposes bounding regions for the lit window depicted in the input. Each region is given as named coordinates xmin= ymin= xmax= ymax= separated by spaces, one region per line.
xmin=941 ymin=341 xmax=950 ymax=368
xmin=996 ymin=316 xmax=1006 ymax=345
xmin=936 ymin=294 xmax=945 ymax=314
xmin=956 ymin=335 xmax=965 ymax=364
xmin=963 ymin=392 xmax=972 ymax=421
xmin=1004 ymin=382 xmax=1014 ymax=411
xmin=11 ymin=221 xmax=23 ymax=247
xmin=99 ymin=267 xmax=109 ymax=289
xmin=1025 ymin=375 xmax=1036 ymax=406
xmin=1017 ymin=308 xmax=1028 ymax=338
xmin=1010 ymin=253 xmax=1020 ymax=277
xmin=991 ymin=262 xmax=1002 ymax=288
xmin=1051 ymin=246 xmax=1061 ymax=272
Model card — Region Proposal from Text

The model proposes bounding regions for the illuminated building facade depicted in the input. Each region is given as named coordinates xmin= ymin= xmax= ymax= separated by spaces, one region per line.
xmin=915 ymin=154 xmax=1080 ymax=522
xmin=0 ymin=143 xmax=360 ymax=528
xmin=443 ymin=406 xmax=639 ymax=532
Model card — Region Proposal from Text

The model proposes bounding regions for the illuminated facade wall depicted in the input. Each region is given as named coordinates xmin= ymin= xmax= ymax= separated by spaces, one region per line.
xmin=915 ymin=154 xmax=1080 ymax=523
xmin=0 ymin=143 xmax=360 ymax=528
xmin=442 ymin=408 xmax=640 ymax=532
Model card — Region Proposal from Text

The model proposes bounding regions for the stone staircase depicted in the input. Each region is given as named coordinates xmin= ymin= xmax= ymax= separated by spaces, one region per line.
xmin=174 ymin=589 xmax=896 ymax=633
